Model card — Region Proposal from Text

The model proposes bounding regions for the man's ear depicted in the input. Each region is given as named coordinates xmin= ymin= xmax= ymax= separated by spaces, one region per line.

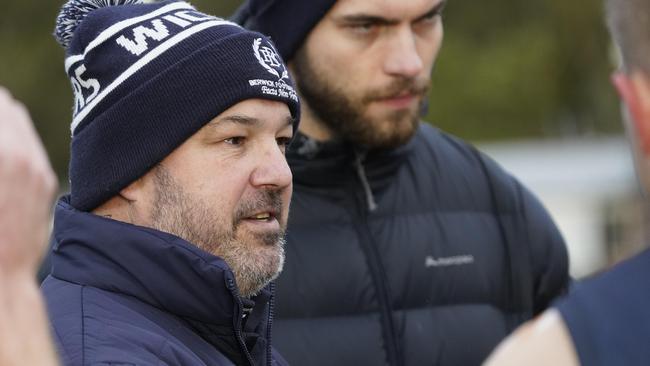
xmin=119 ymin=176 xmax=147 ymax=202
xmin=612 ymin=71 xmax=650 ymax=156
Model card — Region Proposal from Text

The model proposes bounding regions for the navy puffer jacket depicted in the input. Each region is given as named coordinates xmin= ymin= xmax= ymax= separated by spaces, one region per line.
xmin=273 ymin=124 xmax=570 ymax=366
xmin=42 ymin=197 xmax=287 ymax=366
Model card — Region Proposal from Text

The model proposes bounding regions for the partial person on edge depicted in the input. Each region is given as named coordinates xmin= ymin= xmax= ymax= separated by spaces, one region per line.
xmin=232 ymin=0 xmax=570 ymax=365
xmin=0 ymin=86 xmax=59 ymax=366
xmin=485 ymin=0 xmax=650 ymax=364
xmin=42 ymin=0 xmax=299 ymax=365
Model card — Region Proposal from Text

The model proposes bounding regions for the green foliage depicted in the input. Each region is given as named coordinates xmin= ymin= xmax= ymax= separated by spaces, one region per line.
xmin=428 ymin=0 xmax=620 ymax=140
xmin=0 ymin=0 xmax=619 ymax=183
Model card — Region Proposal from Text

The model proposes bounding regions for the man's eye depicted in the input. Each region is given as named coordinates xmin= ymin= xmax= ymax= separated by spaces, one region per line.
xmin=417 ymin=12 xmax=442 ymax=27
xmin=277 ymin=137 xmax=292 ymax=152
xmin=224 ymin=136 xmax=245 ymax=145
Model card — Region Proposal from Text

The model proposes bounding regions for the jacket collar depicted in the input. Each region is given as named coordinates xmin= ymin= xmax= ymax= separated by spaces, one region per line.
xmin=50 ymin=196 xmax=272 ymax=364
xmin=287 ymin=130 xmax=416 ymax=192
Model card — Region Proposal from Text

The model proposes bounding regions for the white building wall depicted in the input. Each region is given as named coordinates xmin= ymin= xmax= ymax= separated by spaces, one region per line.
xmin=478 ymin=137 xmax=638 ymax=278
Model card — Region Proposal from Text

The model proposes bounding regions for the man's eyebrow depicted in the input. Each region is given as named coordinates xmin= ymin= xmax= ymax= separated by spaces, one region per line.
xmin=206 ymin=114 xmax=293 ymax=128
xmin=211 ymin=115 xmax=261 ymax=127
xmin=338 ymin=13 xmax=399 ymax=26
xmin=416 ymin=0 xmax=447 ymax=22
xmin=284 ymin=115 xmax=294 ymax=128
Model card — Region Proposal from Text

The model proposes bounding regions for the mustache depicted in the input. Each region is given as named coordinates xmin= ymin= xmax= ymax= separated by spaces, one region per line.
xmin=362 ymin=77 xmax=430 ymax=103
xmin=234 ymin=190 xmax=284 ymax=222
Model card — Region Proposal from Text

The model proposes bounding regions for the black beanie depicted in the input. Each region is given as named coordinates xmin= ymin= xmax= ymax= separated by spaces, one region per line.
xmin=231 ymin=0 xmax=337 ymax=62
xmin=54 ymin=0 xmax=300 ymax=211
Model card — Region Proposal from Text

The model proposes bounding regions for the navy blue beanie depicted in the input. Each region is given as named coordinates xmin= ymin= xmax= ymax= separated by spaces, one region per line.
xmin=54 ymin=0 xmax=300 ymax=212
xmin=231 ymin=0 xmax=337 ymax=62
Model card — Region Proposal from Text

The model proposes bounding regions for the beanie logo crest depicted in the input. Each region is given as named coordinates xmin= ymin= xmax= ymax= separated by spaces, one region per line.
xmin=248 ymin=38 xmax=298 ymax=103
xmin=253 ymin=38 xmax=289 ymax=82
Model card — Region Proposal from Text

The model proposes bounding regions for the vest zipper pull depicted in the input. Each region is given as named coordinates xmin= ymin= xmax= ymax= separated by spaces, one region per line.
xmin=354 ymin=150 xmax=378 ymax=212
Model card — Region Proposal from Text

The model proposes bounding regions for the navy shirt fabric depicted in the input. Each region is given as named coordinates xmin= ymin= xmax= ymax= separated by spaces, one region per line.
xmin=556 ymin=248 xmax=650 ymax=366
xmin=42 ymin=197 xmax=287 ymax=366
xmin=274 ymin=124 xmax=570 ymax=365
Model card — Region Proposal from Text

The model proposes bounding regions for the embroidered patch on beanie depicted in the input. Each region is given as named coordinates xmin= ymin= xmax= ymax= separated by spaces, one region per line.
xmin=54 ymin=0 xmax=300 ymax=211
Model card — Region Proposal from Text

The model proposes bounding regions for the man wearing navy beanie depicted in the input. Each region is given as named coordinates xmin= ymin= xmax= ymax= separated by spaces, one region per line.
xmin=234 ymin=0 xmax=570 ymax=365
xmin=42 ymin=0 xmax=299 ymax=365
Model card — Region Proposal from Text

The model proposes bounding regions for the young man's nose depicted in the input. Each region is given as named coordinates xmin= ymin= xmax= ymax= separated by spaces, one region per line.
xmin=383 ymin=28 xmax=425 ymax=79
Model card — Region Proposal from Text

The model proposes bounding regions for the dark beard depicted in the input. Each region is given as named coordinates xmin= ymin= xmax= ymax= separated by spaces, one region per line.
xmin=291 ymin=47 xmax=428 ymax=149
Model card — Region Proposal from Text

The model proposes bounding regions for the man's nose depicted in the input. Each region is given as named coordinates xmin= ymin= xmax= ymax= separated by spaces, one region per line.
xmin=383 ymin=28 xmax=424 ymax=79
xmin=249 ymin=142 xmax=292 ymax=190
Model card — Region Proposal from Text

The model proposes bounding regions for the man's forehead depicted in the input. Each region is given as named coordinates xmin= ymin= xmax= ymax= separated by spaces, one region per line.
xmin=327 ymin=0 xmax=443 ymax=20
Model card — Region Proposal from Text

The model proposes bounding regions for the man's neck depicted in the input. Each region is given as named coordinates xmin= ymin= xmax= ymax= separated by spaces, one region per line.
xmin=92 ymin=195 xmax=139 ymax=226
xmin=297 ymin=107 xmax=335 ymax=142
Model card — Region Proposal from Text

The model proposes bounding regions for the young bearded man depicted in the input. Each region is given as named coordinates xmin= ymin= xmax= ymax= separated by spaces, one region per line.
xmin=233 ymin=0 xmax=570 ymax=365
xmin=42 ymin=0 xmax=299 ymax=365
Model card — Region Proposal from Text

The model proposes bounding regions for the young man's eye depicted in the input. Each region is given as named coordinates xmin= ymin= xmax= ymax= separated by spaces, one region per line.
xmin=355 ymin=23 xmax=373 ymax=31
xmin=223 ymin=136 xmax=245 ymax=146
xmin=348 ymin=23 xmax=378 ymax=36
xmin=418 ymin=11 xmax=442 ymax=27
xmin=423 ymin=13 xmax=439 ymax=23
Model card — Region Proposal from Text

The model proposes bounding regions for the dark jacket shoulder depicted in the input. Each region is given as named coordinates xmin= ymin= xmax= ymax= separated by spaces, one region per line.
xmin=43 ymin=198 xmax=285 ymax=366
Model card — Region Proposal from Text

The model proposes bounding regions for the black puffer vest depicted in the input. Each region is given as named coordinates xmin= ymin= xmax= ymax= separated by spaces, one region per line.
xmin=273 ymin=124 xmax=569 ymax=366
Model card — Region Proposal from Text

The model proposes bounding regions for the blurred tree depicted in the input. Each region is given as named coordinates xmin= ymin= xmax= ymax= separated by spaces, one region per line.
xmin=0 ymin=0 xmax=619 ymax=184
xmin=429 ymin=0 xmax=620 ymax=140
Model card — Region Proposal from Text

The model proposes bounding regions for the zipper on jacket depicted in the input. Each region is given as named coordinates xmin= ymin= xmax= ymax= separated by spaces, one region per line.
xmin=351 ymin=151 xmax=403 ymax=366
xmin=227 ymin=277 xmax=256 ymax=366
xmin=354 ymin=150 xmax=378 ymax=212
xmin=266 ymin=282 xmax=275 ymax=366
